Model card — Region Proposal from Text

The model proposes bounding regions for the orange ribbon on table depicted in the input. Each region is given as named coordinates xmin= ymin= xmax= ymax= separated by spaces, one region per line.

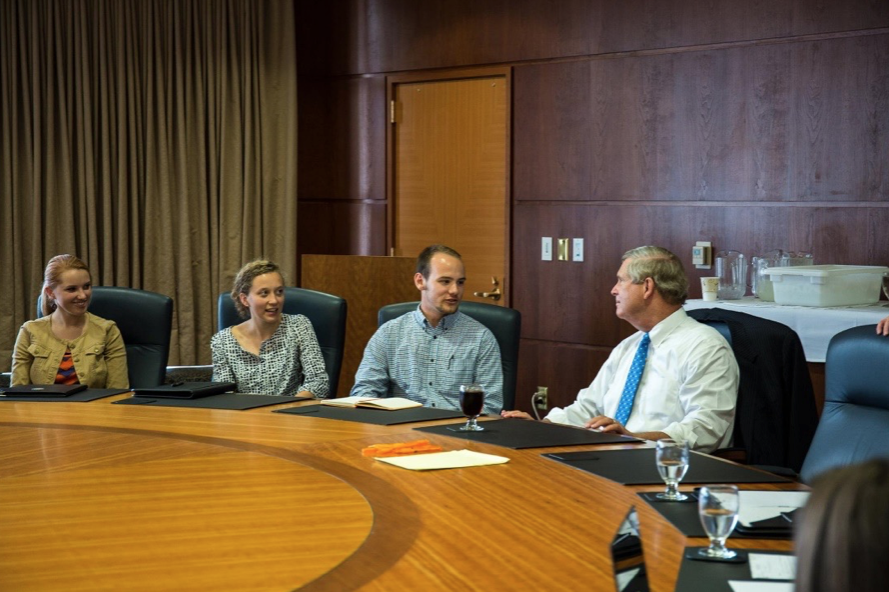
xmin=361 ymin=439 xmax=444 ymax=457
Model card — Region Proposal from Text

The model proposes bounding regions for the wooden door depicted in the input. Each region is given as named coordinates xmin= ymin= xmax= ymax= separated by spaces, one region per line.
xmin=389 ymin=71 xmax=510 ymax=305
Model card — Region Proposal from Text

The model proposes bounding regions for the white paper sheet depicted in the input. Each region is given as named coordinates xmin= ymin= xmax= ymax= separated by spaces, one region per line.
xmin=375 ymin=449 xmax=510 ymax=471
xmin=749 ymin=553 xmax=797 ymax=580
xmin=738 ymin=490 xmax=809 ymax=526
xmin=729 ymin=581 xmax=794 ymax=592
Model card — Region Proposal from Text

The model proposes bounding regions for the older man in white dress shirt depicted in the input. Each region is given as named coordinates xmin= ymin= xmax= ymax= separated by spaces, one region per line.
xmin=503 ymin=245 xmax=739 ymax=453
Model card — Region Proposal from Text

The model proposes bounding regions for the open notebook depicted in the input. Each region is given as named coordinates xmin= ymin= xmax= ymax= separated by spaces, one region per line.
xmin=611 ymin=505 xmax=651 ymax=592
xmin=321 ymin=396 xmax=422 ymax=411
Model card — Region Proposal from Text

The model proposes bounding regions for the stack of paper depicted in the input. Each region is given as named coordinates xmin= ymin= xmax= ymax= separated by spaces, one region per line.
xmin=738 ymin=491 xmax=809 ymax=526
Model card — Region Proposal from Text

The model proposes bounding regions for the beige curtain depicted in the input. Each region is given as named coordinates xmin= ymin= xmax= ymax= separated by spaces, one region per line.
xmin=0 ymin=0 xmax=298 ymax=369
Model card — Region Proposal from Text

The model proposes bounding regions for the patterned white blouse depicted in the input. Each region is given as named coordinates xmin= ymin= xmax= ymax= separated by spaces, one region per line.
xmin=210 ymin=314 xmax=329 ymax=397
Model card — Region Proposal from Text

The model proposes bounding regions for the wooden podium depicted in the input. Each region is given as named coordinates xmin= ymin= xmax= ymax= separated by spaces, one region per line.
xmin=301 ymin=255 xmax=419 ymax=397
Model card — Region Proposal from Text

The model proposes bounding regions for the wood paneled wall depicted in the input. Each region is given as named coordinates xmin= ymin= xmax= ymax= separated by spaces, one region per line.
xmin=296 ymin=0 xmax=889 ymax=411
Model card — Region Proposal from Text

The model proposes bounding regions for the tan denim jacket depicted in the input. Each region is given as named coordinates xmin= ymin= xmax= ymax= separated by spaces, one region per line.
xmin=11 ymin=313 xmax=129 ymax=389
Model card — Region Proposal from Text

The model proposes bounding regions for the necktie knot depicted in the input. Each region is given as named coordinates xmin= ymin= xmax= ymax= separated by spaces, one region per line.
xmin=614 ymin=333 xmax=650 ymax=425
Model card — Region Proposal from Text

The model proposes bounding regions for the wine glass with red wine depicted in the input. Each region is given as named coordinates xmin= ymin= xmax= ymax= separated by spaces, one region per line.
xmin=456 ymin=383 xmax=485 ymax=431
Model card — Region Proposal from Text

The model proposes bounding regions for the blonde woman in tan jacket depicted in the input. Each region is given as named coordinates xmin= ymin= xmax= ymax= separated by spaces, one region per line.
xmin=11 ymin=255 xmax=128 ymax=389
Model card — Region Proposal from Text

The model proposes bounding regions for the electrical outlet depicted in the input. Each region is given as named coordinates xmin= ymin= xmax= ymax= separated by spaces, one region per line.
xmin=534 ymin=386 xmax=548 ymax=411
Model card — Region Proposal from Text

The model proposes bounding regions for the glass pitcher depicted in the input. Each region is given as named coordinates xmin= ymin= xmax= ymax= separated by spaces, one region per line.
xmin=750 ymin=249 xmax=784 ymax=302
xmin=715 ymin=250 xmax=747 ymax=300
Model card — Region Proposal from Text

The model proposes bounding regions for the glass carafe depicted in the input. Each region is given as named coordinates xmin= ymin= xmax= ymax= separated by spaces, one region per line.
xmin=750 ymin=249 xmax=783 ymax=302
xmin=716 ymin=250 xmax=747 ymax=300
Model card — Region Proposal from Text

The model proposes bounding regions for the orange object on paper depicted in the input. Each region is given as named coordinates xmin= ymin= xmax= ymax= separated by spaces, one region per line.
xmin=362 ymin=439 xmax=444 ymax=457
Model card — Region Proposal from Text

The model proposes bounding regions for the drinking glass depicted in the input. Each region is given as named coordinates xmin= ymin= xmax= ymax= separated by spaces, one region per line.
xmin=456 ymin=383 xmax=485 ymax=432
xmin=882 ymin=272 xmax=889 ymax=307
xmin=655 ymin=439 xmax=689 ymax=501
xmin=697 ymin=485 xmax=740 ymax=559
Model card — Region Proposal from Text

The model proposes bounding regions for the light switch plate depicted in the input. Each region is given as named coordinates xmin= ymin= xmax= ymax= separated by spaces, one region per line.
xmin=541 ymin=237 xmax=552 ymax=261
xmin=572 ymin=238 xmax=584 ymax=262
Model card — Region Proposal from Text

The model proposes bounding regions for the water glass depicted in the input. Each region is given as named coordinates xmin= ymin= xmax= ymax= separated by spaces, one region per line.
xmin=655 ymin=439 xmax=689 ymax=501
xmin=697 ymin=485 xmax=740 ymax=559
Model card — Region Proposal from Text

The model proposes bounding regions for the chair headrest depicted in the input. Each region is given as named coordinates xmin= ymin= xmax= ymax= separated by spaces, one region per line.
xmin=826 ymin=325 xmax=889 ymax=410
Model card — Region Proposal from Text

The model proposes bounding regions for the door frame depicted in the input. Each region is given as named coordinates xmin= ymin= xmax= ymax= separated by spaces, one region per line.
xmin=386 ymin=66 xmax=513 ymax=307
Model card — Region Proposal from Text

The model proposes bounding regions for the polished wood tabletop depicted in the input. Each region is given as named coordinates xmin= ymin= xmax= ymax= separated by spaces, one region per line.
xmin=0 ymin=397 xmax=797 ymax=591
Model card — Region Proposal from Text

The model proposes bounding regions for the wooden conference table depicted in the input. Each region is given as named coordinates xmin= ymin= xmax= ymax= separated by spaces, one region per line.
xmin=0 ymin=397 xmax=797 ymax=591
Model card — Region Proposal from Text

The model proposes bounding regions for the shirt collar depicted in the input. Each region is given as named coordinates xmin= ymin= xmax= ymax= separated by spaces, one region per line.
xmin=647 ymin=307 xmax=688 ymax=347
xmin=411 ymin=305 xmax=459 ymax=331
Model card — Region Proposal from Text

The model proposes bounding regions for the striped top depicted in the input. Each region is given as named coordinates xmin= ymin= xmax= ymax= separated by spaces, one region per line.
xmin=55 ymin=347 xmax=80 ymax=385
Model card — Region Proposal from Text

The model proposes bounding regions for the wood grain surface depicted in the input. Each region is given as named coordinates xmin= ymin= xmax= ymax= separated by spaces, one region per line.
xmin=0 ymin=399 xmax=798 ymax=591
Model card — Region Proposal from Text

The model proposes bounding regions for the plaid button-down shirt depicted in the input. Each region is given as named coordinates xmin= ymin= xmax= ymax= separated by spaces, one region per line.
xmin=351 ymin=307 xmax=503 ymax=415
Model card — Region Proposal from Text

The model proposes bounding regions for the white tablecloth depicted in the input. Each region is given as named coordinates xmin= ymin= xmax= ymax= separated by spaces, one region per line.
xmin=684 ymin=297 xmax=887 ymax=362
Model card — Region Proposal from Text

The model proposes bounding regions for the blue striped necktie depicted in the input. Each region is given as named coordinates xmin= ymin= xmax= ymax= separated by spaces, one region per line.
xmin=614 ymin=333 xmax=650 ymax=425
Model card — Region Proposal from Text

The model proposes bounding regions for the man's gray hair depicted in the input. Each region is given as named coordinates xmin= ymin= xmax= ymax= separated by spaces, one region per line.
xmin=622 ymin=246 xmax=688 ymax=305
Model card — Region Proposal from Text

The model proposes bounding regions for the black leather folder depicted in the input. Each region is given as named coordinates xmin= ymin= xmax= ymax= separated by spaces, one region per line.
xmin=115 ymin=392 xmax=305 ymax=410
xmin=545 ymin=449 xmax=790 ymax=484
xmin=0 ymin=383 xmax=88 ymax=397
xmin=637 ymin=492 xmax=795 ymax=539
xmin=132 ymin=381 xmax=236 ymax=399
xmin=275 ymin=404 xmax=465 ymax=425
xmin=415 ymin=418 xmax=642 ymax=449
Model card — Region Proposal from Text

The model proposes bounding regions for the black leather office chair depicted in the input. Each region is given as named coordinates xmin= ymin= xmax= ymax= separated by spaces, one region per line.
xmin=688 ymin=308 xmax=818 ymax=472
xmin=377 ymin=301 xmax=521 ymax=411
xmin=37 ymin=287 xmax=173 ymax=388
xmin=217 ymin=288 xmax=347 ymax=398
xmin=799 ymin=325 xmax=889 ymax=484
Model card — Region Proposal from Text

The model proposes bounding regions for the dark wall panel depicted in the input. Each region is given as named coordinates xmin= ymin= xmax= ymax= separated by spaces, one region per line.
xmin=297 ymin=0 xmax=889 ymax=76
xmin=512 ymin=61 xmax=592 ymax=202
xmin=298 ymin=75 xmax=386 ymax=200
xmin=513 ymin=34 xmax=889 ymax=202
xmin=517 ymin=340 xmax=612 ymax=413
xmin=297 ymin=201 xmax=386 ymax=258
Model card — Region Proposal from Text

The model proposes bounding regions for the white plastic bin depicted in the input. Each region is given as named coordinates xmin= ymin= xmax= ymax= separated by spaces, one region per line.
xmin=767 ymin=265 xmax=889 ymax=307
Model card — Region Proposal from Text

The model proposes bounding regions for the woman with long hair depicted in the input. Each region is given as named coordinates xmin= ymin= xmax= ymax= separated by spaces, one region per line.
xmin=11 ymin=254 xmax=128 ymax=388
